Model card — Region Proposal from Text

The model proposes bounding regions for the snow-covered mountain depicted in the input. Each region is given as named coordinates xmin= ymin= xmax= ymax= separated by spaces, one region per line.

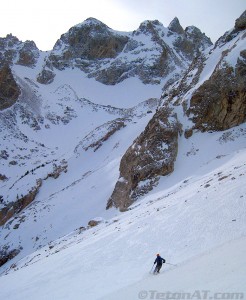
xmin=37 ymin=17 xmax=211 ymax=85
xmin=108 ymin=11 xmax=246 ymax=210
xmin=0 ymin=10 xmax=246 ymax=299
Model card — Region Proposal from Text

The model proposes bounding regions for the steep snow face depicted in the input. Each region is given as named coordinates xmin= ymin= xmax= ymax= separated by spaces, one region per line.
xmin=0 ymin=142 xmax=246 ymax=299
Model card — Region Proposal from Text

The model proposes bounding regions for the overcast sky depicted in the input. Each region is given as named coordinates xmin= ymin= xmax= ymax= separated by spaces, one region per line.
xmin=1 ymin=0 xmax=245 ymax=50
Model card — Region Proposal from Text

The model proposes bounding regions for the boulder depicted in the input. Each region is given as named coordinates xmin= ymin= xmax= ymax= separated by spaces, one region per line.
xmin=88 ymin=218 xmax=103 ymax=227
xmin=37 ymin=68 xmax=56 ymax=84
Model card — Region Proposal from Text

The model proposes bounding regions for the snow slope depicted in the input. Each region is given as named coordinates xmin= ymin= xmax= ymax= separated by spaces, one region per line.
xmin=0 ymin=60 xmax=163 ymax=269
xmin=102 ymin=237 xmax=246 ymax=300
xmin=0 ymin=124 xmax=245 ymax=299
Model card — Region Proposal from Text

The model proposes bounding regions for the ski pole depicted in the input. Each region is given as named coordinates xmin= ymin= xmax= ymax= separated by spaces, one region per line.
xmin=150 ymin=264 xmax=155 ymax=274
xmin=165 ymin=262 xmax=177 ymax=266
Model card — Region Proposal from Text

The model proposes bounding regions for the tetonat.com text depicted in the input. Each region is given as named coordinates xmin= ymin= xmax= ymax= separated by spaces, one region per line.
xmin=138 ymin=290 xmax=244 ymax=300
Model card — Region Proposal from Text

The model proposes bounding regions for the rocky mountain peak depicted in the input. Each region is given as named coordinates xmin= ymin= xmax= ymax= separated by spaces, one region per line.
xmin=53 ymin=18 xmax=126 ymax=51
xmin=185 ymin=25 xmax=212 ymax=51
xmin=50 ymin=18 xmax=129 ymax=64
xmin=168 ymin=17 xmax=184 ymax=34
xmin=83 ymin=17 xmax=108 ymax=27
xmin=135 ymin=19 xmax=163 ymax=35
xmin=38 ymin=16 xmax=212 ymax=86
xmin=0 ymin=34 xmax=39 ymax=68
xmin=67 ymin=17 xmax=111 ymax=38
xmin=235 ymin=10 xmax=246 ymax=31
xmin=0 ymin=34 xmax=19 ymax=49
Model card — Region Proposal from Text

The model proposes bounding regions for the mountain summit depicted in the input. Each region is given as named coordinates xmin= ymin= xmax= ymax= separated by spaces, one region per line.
xmin=168 ymin=17 xmax=185 ymax=34
xmin=37 ymin=17 xmax=212 ymax=85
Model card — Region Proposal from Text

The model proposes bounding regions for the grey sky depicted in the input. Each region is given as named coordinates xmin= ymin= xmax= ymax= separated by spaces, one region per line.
xmin=0 ymin=0 xmax=245 ymax=50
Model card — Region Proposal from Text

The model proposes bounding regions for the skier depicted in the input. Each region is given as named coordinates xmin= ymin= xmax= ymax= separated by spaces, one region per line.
xmin=153 ymin=253 xmax=165 ymax=274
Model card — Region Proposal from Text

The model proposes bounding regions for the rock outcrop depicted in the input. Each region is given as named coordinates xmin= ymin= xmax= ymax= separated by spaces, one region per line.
xmin=168 ymin=17 xmax=185 ymax=35
xmin=0 ymin=179 xmax=42 ymax=226
xmin=188 ymin=57 xmax=246 ymax=131
xmin=0 ymin=65 xmax=20 ymax=110
xmin=0 ymin=34 xmax=39 ymax=67
xmin=37 ymin=68 xmax=56 ymax=84
xmin=17 ymin=40 xmax=40 ymax=67
xmin=0 ymin=248 xmax=20 ymax=268
xmin=107 ymin=106 xmax=180 ymax=210
xmin=187 ymin=10 xmax=246 ymax=132
xmin=235 ymin=10 xmax=246 ymax=30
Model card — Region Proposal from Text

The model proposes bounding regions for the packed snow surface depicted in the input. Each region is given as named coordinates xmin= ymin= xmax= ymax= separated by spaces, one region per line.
xmin=0 ymin=125 xmax=246 ymax=299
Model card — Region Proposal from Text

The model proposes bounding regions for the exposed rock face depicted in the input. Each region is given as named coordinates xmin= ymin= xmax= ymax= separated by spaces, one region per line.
xmin=161 ymin=10 xmax=246 ymax=134
xmin=235 ymin=10 xmax=246 ymax=30
xmin=188 ymin=58 xmax=246 ymax=131
xmin=0 ymin=34 xmax=20 ymax=66
xmin=39 ymin=17 xmax=212 ymax=85
xmin=0 ymin=248 xmax=20 ymax=268
xmin=0 ymin=179 xmax=42 ymax=226
xmin=46 ymin=18 xmax=129 ymax=72
xmin=44 ymin=160 xmax=68 ymax=179
xmin=168 ymin=17 xmax=185 ymax=35
xmin=17 ymin=41 xmax=39 ymax=67
xmin=0 ymin=65 xmax=20 ymax=110
xmin=107 ymin=106 xmax=180 ymax=210
xmin=37 ymin=68 xmax=56 ymax=84
xmin=168 ymin=18 xmax=212 ymax=61
xmin=214 ymin=10 xmax=246 ymax=47
xmin=83 ymin=119 xmax=126 ymax=152
xmin=57 ymin=18 xmax=128 ymax=60
xmin=186 ymin=12 xmax=246 ymax=132
xmin=0 ymin=34 xmax=39 ymax=67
